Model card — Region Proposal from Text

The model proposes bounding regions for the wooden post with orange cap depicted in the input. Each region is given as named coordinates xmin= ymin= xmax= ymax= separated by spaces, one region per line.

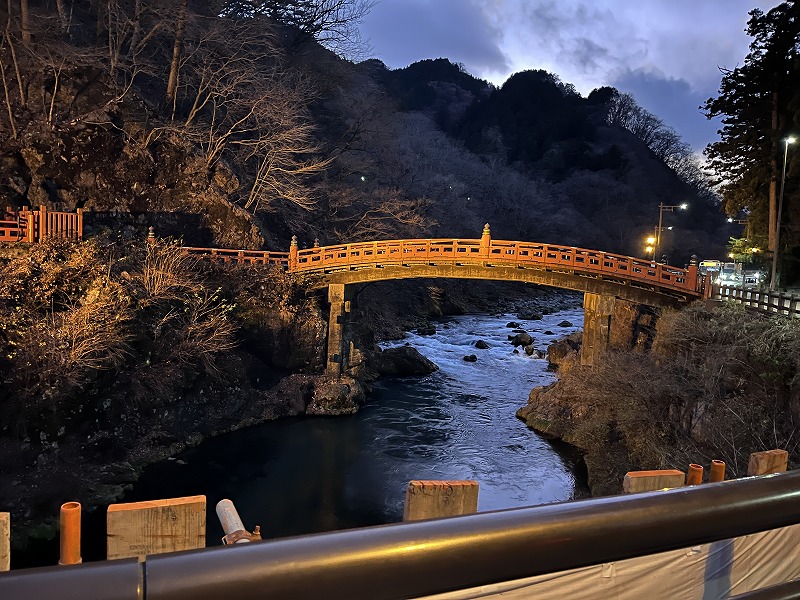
xmin=59 ymin=501 xmax=82 ymax=565
xmin=289 ymin=235 xmax=298 ymax=271
xmin=480 ymin=223 xmax=491 ymax=259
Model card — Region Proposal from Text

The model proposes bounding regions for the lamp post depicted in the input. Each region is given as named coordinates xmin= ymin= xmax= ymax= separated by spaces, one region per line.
xmin=655 ymin=203 xmax=687 ymax=261
xmin=770 ymin=136 xmax=796 ymax=291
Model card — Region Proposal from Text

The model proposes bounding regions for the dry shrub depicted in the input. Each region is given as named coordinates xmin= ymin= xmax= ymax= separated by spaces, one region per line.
xmin=3 ymin=276 xmax=133 ymax=434
xmin=552 ymin=302 xmax=800 ymax=478
xmin=0 ymin=238 xmax=105 ymax=310
xmin=137 ymin=238 xmax=202 ymax=303
xmin=121 ymin=239 xmax=240 ymax=378
xmin=164 ymin=289 xmax=238 ymax=376
xmin=0 ymin=237 xmax=240 ymax=436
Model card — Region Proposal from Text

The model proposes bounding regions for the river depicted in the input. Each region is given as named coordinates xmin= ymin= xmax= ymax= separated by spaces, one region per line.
xmin=18 ymin=307 xmax=588 ymax=565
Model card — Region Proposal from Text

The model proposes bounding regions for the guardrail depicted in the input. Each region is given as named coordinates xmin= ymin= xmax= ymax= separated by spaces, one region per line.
xmin=1 ymin=470 xmax=800 ymax=599
xmin=715 ymin=285 xmax=800 ymax=317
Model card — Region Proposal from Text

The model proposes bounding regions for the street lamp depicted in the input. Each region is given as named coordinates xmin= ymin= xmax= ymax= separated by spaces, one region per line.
xmin=655 ymin=203 xmax=688 ymax=261
xmin=645 ymin=235 xmax=656 ymax=260
xmin=770 ymin=136 xmax=796 ymax=291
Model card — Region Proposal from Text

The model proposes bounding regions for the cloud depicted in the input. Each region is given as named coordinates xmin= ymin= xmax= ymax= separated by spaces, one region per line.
xmin=360 ymin=0 xmax=510 ymax=78
xmin=610 ymin=69 xmax=722 ymax=151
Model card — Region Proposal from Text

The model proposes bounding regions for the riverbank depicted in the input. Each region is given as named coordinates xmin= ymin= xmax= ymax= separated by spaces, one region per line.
xmin=516 ymin=302 xmax=800 ymax=496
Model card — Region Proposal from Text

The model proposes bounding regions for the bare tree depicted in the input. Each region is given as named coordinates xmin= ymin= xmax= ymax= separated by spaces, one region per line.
xmin=217 ymin=0 xmax=374 ymax=57
xmin=168 ymin=17 xmax=331 ymax=211
xmin=166 ymin=0 xmax=188 ymax=109
xmin=19 ymin=0 xmax=29 ymax=45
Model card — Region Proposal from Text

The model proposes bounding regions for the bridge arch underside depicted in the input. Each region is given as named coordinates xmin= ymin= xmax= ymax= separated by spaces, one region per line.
xmin=315 ymin=264 xmax=695 ymax=309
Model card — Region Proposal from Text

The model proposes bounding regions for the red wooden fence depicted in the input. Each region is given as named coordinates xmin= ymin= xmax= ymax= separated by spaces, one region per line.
xmin=0 ymin=206 xmax=83 ymax=243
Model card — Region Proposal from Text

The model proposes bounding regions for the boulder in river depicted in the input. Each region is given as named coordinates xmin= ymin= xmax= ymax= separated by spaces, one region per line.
xmin=546 ymin=333 xmax=582 ymax=369
xmin=517 ymin=311 xmax=543 ymax=321
xmin=306 ymin=375 xmax=367 ymax=416
xmin=416 ymin=323 xmax=437 ymax=336
xmin=371 ymin=346 xmax=439 ymax=376
xmin=506 ymin=321 xmax=520 ymax=328
xmin=511 ymin=332 xmax=533 ymax=347
xmin=558 ymin=320 xmax=573 ymax=328
xmin=474 ymin=340 xmax=490 ymax=349
xmin=463 ymin=354 xmax=478 ymax=362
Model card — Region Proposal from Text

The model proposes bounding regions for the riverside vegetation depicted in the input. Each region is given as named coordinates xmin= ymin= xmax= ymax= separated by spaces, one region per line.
xmin=519 ymin=303 xmax=800 ymax=495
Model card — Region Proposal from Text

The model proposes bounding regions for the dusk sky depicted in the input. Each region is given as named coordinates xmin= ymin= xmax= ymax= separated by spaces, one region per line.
xmin=359 ymin=0 xmax=779 ymax=152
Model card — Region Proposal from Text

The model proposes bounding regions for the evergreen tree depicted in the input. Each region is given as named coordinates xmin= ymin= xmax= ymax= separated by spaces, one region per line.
xmin=703 ymin=1 xmax=800 ymax=259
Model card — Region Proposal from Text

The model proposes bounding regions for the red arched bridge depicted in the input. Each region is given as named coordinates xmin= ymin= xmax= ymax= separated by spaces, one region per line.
xmin=182 ymin=225 xmax=708 ymax=375
xmin=1 ymin=212 xmax=708 ymax=374
xmin=182 ymin=225 xmax=705 ymax=304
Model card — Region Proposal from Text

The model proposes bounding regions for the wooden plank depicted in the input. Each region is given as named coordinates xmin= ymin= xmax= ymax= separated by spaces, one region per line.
xmin=403 ymin=480 xmax=479 ymax=522
xmin=623 ymin=470 xmax=685 ymax=493
xmin=107 ymin=495 xmax=206 ymax=560
xmin=0 ymin=512 xmax=9 ymax=571
xmin=747 ymin=449 xmax=789 ymax=476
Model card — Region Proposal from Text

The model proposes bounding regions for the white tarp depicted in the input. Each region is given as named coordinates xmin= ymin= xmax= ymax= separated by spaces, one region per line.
xmin=418 ymin=523 xmax=800 ymax=599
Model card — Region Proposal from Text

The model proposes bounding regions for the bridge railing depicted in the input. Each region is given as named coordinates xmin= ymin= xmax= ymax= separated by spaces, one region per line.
xmin=182 ymin=246 xmax=289 ymax=266
xmin=293 ymin=238 xmax=699 ymax=296
xmin=715 ymin=285 xmax=800 ymax=317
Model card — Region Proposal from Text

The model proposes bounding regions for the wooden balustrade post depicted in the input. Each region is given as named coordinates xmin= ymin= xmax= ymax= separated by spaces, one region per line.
xmin=76 ymin=208 xmax=83 ymax=241
xmin=0 ymin=512 xmax=9 ymax=571
xmin=26 ymin=210 xmax=34 ymax=243
xmin=38 ymin=205 xmax=47 ymax=242
xmin=289 ymin=235 xmax=298 ymax=271
xmin=747 ymin=449 xmax=788 ymax=476
xmin=687 ymin=255 xmax=698 ymax=293
xmin=480 ymin=223 xmax=490 ymax=259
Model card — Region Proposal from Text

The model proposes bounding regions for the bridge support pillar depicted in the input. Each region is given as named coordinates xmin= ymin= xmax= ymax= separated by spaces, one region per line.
xmin=581 ymin=292 xmax=615 ymax=366
xmin=326 ymin=284 xmax=353 ymax=377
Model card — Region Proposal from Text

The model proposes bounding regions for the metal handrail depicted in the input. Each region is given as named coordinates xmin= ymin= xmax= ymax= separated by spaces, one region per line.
xmin=2 ymin=471 xmax=800 ymax=600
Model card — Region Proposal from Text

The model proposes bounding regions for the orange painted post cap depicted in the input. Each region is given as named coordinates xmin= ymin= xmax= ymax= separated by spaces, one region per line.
xmin=709 ymin=460 xmax=726 ymax=482
xmin=59 ymin=501 xmax=82 ymax=565
xmin=686 ymin=464 xmax=703 ymax=485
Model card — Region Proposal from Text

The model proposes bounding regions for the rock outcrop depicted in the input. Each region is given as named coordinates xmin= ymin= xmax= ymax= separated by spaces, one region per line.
xmin=369 ymin=346 xmax=439 ymax=377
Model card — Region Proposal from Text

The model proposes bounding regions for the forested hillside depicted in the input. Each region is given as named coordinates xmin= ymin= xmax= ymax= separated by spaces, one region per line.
xmin=0 ymin=1 xmax=731 ymax=265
